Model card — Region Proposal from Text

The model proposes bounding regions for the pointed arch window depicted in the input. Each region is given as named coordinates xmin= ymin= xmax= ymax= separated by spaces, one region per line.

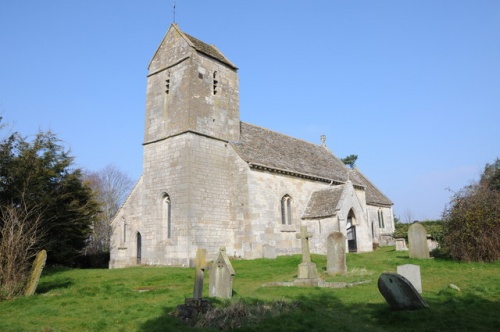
xmin=281 ymin=195 xmax=292 ymax=225
xmin=378 ymin=209 xmax=385 ymax=229
xmin=162 ymin=193 xmax=172 ymax=238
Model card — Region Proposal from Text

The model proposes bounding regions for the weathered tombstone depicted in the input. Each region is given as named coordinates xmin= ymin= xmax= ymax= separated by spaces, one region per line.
xmin=408 ymin=223 xmax=430 ymax=259
xmin=395 ymin=238 xmax=408 ymax=251
xmin=262 ymin=244 xmax=277 ymax=259
xmin=327 ymin=232 xmax=347 ymax=275
xmin=209 ymin=247 xmax=235 ymax=299
xmin=378 ymin=273 xmax=428 ymax=310
xmin=176 ymin=248 xmax=212 ymax=319
xmin=193 ymin=248 xmax=207 ymax=299
xmin=397 ymin=264 xmax=422 ymax=293
xmin=296 ymin=226 xmax=319 ymax=279
xmin=25 ymin=250 xmax=47 ymax=296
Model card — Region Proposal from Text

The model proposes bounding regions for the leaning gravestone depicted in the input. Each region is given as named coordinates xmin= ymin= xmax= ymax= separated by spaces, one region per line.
xmin=378 ymin=273 xmax=428 ymax=310
xmin=25 ymin=250 xmax=47 ymax=296
xmin=397 ymin=264 xmax=422 ymax=293
xmin=327 ymin=232 xmax=347 ymax=275
xmin=408 ymin=223 xmax=430 ymax=259
xmin=209 ymin=247 xmax=235 ymax=299
xmin=296 ymin=226 xmax=319 ymax=279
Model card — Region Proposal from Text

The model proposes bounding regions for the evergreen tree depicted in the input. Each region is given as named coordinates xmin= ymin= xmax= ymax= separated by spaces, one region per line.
xmin=0 ymin=131 xmax=99 ymax=265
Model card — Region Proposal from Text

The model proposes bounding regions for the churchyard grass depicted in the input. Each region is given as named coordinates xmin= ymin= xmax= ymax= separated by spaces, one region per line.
xmin=0 ymin=246 xmax=498 ymax=331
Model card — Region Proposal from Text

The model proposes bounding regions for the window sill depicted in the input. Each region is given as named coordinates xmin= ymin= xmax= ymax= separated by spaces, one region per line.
xmin=280 ymin=226 xmax=296 ymax=232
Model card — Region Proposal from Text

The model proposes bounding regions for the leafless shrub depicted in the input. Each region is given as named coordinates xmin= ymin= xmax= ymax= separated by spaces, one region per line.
xmin=0 ymin=204 xmax=45 ymax=299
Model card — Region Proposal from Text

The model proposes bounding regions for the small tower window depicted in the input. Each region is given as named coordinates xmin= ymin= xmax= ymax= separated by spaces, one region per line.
xmin=165 ymin=72 xmax=170 ymax=95
xmin=213 ymin=71 xmax=219 ymax=95
xmin=281 ymin=195 xmax=292 ymax=225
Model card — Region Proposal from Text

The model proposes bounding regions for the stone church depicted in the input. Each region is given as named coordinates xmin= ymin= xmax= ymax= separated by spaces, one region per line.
xmin=109 ymin=24 xmax=394 ymax=268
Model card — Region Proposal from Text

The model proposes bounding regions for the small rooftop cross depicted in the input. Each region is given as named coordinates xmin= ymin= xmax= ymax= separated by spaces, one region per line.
xmin=193 ymin=248 xmax=207 ymax=299
xmin=296 ymin=226 xmax=313 ymax=263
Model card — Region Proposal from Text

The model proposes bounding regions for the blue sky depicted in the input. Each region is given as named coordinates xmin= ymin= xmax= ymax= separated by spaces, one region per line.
xmin=1 ymin=1 xmax=499 ymax=221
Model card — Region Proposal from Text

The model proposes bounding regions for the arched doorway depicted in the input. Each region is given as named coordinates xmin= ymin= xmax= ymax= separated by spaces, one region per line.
xmin=136 ymin=232 xmax=142 ymax=265
xmin=346 ymin=210 xmax=357 ymax=252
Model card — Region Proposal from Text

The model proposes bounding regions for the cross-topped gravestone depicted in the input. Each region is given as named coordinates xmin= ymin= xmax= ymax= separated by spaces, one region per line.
xmin=193 ymin=248 xmax=207 ymax=299
xmin=209 ymin=247 xmax=236 ymax=299
xmin=296 ymin=226 xmax=319 ymax=279
xmin=296 ymin=226 xmax=313 ymax=263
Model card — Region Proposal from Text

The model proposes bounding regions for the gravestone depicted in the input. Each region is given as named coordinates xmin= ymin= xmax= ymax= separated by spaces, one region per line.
xmin=408 ymin=223 xmax=430 ymax=259
xmin=176 ymin=248 xmax=212 ymax=319
xmin=209 ymin=247 xmax=235 ymax=299
xmin=24 ymin=250 xmax=47 ymax=296
xmin=378 ymin=273 xmax=428 ymax=310
xmin=296 ymin=226 xmax=319 ymax=279
xmin=327 ymin=232 xmax=347 ymax=275
xmin=395 ymin=238 xmax=408 ymax=251
xmin=397 ymin=264 xmax=422 ymax=293
xmin=262 ymin=244 xmax=277 ymax=259
xmin=193 ymin=248 xmax=207 ymax=299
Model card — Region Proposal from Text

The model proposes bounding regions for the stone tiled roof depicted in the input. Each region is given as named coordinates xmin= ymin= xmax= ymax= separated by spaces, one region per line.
xmin=183 ymin=32 xmax=238 ymax=70
xmin=231 ymin=122 xmax=351 ymax=184
xmin=302 ymin=186 xmax=345 ymax=219
xmin=350 ymin=169 xmax=393 ymax=206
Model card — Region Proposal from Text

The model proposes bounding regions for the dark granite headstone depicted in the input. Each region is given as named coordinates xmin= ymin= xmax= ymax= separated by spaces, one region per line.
xmin=377 ymin=273 xmax=428 ymax=310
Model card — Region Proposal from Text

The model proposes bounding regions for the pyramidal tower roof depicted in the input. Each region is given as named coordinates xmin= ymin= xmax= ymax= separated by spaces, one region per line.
xmin=149 ymin=23 xmax=237 ymax=70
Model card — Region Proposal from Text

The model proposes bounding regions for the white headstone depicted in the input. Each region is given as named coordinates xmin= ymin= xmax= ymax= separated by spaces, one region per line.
xmin=397 ymin=264 xmax=422 ymax=293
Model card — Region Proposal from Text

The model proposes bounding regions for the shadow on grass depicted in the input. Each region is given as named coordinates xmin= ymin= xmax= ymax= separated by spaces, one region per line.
xmin=37 ymin=278 xmax=73 ymax=294
xmin=36 ymin=267 xmax=74 ymax=294
xmin=139 ymin=290 xmax=500 ymax=332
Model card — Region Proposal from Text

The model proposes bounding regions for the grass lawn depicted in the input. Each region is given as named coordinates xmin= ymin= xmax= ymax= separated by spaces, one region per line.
xmin=0 ymin=246 xmax=499 ymax=331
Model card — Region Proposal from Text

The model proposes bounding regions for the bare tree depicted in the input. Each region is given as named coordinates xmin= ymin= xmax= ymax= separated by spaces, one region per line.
xmin=83 ymin=165 xmax=133 ymax=255
xmin=0 ymin=203 xmax=45 ymax=299
xmin=404 ymin=209 xmax=414 ymax=224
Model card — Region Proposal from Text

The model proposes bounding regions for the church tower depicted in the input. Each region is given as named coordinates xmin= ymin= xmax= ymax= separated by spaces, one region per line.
xmin=139 ymin=24 xmax=241 ymax=265
xmin=144 ymin=23 xmax=239 ymax=144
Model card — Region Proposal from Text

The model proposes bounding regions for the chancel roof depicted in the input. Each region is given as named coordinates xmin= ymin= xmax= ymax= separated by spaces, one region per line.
xmin=302 ymin=186 xmax=345 ymax=219
xmin=231 ymin=122 xmax=350 ymax=184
